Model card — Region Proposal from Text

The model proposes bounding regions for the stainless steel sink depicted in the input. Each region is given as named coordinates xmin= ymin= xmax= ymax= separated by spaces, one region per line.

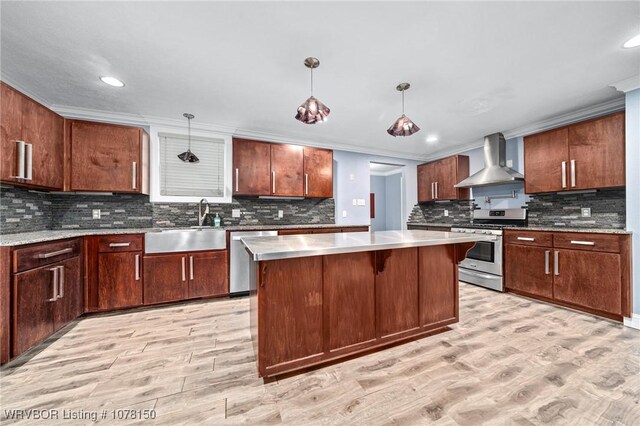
xmin=145 ymin=228 xmax=226 ymax=254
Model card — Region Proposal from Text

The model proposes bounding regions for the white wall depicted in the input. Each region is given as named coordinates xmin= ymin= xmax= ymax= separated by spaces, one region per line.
xmin=333 ymin=150 xmax=420 ymax=226
xmin=624 ymin=89 xmax=640 ymax=315
xmin=370 ymin=175 xmax=387 ymax=231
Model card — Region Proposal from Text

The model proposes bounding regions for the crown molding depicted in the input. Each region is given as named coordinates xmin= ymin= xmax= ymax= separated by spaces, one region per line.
xmin=1 ymin=74 xmax=54 ymax=108
xmin=610 ymin=75 xmax=640 ymax=93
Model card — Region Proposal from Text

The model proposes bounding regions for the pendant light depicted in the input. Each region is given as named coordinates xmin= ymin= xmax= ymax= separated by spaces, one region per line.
xmin=387 ymin=83 xmax=420 ymax=137
xmin=295 ymin=57 xmax=330 ymax=124
xmin=177 ymin=113 xmax=199 ymax=163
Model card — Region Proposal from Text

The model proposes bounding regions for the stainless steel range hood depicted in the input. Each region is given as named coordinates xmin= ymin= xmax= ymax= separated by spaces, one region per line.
xmin=455 ymin=133 xmax=524 ymax=188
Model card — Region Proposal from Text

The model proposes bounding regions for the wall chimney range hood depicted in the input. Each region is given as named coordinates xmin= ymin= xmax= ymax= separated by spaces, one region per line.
xmin=455 ymin=133 xmax=524 ymax=188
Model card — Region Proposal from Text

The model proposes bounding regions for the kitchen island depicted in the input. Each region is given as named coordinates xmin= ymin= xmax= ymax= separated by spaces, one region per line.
xmin=242 ymin=230 xmax=495 ymax=377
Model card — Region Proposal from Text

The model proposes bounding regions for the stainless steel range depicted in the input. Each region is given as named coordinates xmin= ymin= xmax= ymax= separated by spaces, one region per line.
xmin=452 ymin=208 xmax=527 ymax=292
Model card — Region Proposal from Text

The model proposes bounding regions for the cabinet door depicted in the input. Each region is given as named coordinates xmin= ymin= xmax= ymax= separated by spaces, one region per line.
xmin=70 ymin=121 xmax=141 ymax=192
xmin=376 ymin=248 xmax=419 ymax=338
xmin=303 ymin=147 xmax=333 ymax=198
xmin=419 ymin=245 xmax=457 ymax=326
xmin=259 ymin=256 xmax=323 ymax=367
xmin=568 ymin=112 xmax=625 ymax=190
xmin=53 ymin=256 xmax=83 ymax=330
xmin=22 ymin=96 xmax=64 ymax=189
xmin=188 ymin=250 xmax=228 ymax=298
xmin=98 ymin=252 xmax=142 ymax=309
xmin=504 ymin=244 xmax=553 ymax=299
xmin=434 ymin=157 xmax=456 ymax=200
xmin=553 ymin=249 xmax=622 ymax=315
xmin=143 ymin=254 xmax=188 ymax=304
xmin=417 ymin=163 xmax=434 ymax=202
xmin=0 ymin=82 xmax=23 ymax=184
xmin=271 ymin=144 xmax=304 ymax=196
xmin=524 ymin=128 xmax=568 ymax=194
xmin=232 ymin=138 xmax=271 ymax=195
xmin=13 ymin=266 xmax=56 ymax=356
xmin=324 ymin=252 xmax=376 ymax=351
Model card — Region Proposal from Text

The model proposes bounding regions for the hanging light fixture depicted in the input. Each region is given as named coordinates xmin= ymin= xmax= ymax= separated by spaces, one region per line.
xmin=295 ymin=57 xmax=330 ymax=124
xmin=387 ymin=83 xmax=420 ymax=137
xmin=177 ymin=113 xmax=199 ymax=163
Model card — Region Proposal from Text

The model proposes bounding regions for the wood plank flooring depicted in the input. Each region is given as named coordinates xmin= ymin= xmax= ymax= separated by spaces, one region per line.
xmin=1 ymin=283 xmax=639 ymax=425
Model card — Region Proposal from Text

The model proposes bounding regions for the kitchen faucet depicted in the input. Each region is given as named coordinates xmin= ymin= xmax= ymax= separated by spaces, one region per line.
xmin=198 ymin=198 xmax=210 ymax=226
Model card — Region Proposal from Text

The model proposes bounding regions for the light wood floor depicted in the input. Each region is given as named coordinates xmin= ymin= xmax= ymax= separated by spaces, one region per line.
xmin=1 ymin=283 xmax=639 ymax=425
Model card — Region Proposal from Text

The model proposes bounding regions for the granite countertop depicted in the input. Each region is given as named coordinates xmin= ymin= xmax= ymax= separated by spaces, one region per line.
xmin=406 ymin=223 xmax=454 ymax=228
xmin=0 ymin=223 xmax=371 ymax=247
xmin=241 ymin=230 xmax=495 ymax=261
xmin=406 ymin=222 xmax=631 ymax=235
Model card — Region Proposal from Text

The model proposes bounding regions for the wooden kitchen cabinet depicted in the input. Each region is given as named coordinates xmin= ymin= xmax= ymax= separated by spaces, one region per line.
xmin=143 ymin=253 xmax=188 ymax=305
xmin=98 ymin=252 xmax=143 ymax=310
xmin=504 ymin=243 xmax=553 ymax=299
xmin=303 ymin=147 xmax=333 ymax=198
xmin=1 ymin=82 xmax=64 ymax=190
xmin=52 ymin=256 xmax=83 ymax=330
xmin=232 ymin=138 xmax=272 ymax=195
xmin=270 ymin=144 xmax=304 ymax=196
xmin=69 ymin=120 xmax=149 ymax=194
xmin=417 ymin=155 xmax=469 ymax=202
xmin=419 ymin=245 xmax=457 ymax=326
xmin=524 ymin=112 xmax=625 ymax=194
xmin=188 ymin=250 xmax=228 ymax=298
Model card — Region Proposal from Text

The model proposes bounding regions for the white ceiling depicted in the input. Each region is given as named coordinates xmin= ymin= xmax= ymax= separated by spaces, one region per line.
xmin=1 ymin=1 xmax=638 ymax=160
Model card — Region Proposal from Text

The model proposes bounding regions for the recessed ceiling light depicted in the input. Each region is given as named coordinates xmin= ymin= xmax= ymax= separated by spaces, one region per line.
xmin=623 ymin=34 xmax=640 ymax=48
xmin=426 ymin=135 xmax=438 ymax=143
xmin=99 ymin=76 xmax=125 ymax=87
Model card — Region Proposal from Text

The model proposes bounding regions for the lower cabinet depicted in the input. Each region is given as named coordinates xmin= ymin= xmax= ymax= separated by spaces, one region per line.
xmin=143 ymin=250 xmax=228 ymax=305
xmin=419 ymin=245 xmax=457 ymax=326
xmin=504 ymin=230 xmax=630 ymax=320
xmin=12 ymin=240 xmax=82 ymax=357
xmin=98 ymin=252 xmax=143 ymax=310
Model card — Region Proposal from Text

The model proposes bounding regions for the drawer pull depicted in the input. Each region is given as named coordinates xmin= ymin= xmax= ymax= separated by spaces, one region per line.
xmin=570 ymin=240 xmax=595 ymax=246
xmin=516 ymin=237 xmax=535 ymax=242
xmin=109 ymin=242 xmax=131 ymax=248
xmin=47 ymin=268 xmax=58 ymax=302
xmin=37 ymin=247 xmax=73 ymax=259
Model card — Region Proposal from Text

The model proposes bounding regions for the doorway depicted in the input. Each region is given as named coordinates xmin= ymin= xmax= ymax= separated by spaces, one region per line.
xmin=369 ymin=162 xmax=406 ymax=231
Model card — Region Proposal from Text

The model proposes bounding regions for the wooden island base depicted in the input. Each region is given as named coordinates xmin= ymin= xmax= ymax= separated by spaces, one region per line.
xmin=250 ymin=243 xmax=473 ymax=378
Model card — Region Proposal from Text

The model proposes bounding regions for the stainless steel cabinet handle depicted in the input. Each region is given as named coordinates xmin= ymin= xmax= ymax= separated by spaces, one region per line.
xmin=517 ymin=237 xmax=535 ymax=242
xmin=37 ymin=247 xmax=73 ymax=259
xmin=57 ymin=266 xmax=64 ymax=299
xmin=135 ymin=254 xmax=140 ymax=281
xmin=554 ymin=251 xmax=559 ymax=276
xmin=235 ymin=168 xmax=239 ymax=192
xmin=12 ymin=141 xmax=25 ymax=179
xmin=109 ymin=242 xmax=131 ymax=248
xmin=305 ymin=173 xmax=309 ymax=195
xmin=189 ymin=256 xmax=194 ymax=280
xmin=181 ymin=257 xmax=186 ymax=282
xmin=272 ymin=171 xmax=276 ymax=193
xmin=24 ymin=143 xmax=32 ymax=181
xmin=544 ymin=250 xmax=550 ymax=275
xmin=570 ymin=240 xmax=595 ymax=246
xmin=47 ymin=268 xmax=58 ymax=302
xmin=561 ymin=161 xmax=567 ymax=188
xmin=132 ymin=162 xmax=137 ymax=190
xmin=570 ymin=160 xmax=576 ymax=188
xmin=435 ymin=182 xmax=439 ymax=199
xmin=431 ymin=182 xmax=435 ymax=199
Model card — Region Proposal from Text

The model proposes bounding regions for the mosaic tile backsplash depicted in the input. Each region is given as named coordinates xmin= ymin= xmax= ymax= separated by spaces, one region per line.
xmin=0 ymin=186 xmax=335 ymax=234
xmin=408 ymin=200 xmax=474 ymax=225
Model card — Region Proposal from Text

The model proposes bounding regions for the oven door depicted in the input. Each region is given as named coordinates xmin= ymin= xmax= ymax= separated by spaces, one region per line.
xmin=459 ymin=237 xmax=502 ymax=276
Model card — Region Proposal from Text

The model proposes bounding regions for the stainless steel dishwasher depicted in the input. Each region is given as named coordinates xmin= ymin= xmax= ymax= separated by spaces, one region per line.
xmin=230 ymin=230 xmax=278 ymax=296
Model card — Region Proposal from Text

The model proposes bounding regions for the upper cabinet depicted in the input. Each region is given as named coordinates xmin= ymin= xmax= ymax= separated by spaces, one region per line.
xmin=68 ymin=120 xmax=149 ymax=194
xmin=524 ymin=112 xmax=625 ymax=194
xmin=1 ymin=82 xmax=64 ymax=190
xmin=232 ymin=138 xmax=333 ymax=198
xmin=417 ymin=155 xmax=469 ymax=202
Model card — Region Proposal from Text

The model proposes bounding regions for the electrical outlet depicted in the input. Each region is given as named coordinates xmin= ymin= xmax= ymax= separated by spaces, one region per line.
xmin=506 ymin=159 xmax=513 ymax=168
xmin=232 ymin=209 xmax=241 ymax=218
xmin=349 ymin=174 xmax=355 ymax=181
xmin=278 ymin=210 xmax=283 ymax=218
xmin=342 ymin=210 xmax=347 ymax=218
xmin=444 ymin=209 xmax=449 ymax=217
xmin=581 ymin=207 xmax=591 ymax=218
xmin=92 ymin=209 xmax=101 ymax=219
xmin=357 ymin=199 xmax=365 ymax=206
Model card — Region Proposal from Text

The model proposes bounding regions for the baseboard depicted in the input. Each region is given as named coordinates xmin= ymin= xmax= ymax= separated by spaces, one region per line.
xmin=623 ymin=313 xmax=640 ymax=330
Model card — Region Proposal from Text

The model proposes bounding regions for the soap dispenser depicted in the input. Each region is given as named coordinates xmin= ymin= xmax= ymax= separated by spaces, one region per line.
xmin=214 ymin=213 xmax=221 ymax=228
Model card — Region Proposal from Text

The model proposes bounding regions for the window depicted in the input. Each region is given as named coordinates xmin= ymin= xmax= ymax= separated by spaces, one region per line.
xmin=158 ymin=133 xmax=226 ymax=197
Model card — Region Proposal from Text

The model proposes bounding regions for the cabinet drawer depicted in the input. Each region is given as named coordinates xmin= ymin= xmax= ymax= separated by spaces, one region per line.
xmin=504 ymin=231 xmax=552 ymax=247
xmin=13 ymin=239 xmax=81 ymax=273
xmin=553 ymin=233 xmax=620 ymax=253
xmin=98 ymin=234 xmax=143 ymax=253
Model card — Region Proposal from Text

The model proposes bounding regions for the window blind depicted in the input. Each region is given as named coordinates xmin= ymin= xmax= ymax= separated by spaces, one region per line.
xmin=159 ymin=133 xmax=225 ymax=197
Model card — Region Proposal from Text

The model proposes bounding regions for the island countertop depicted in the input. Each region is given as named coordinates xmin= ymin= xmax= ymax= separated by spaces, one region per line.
xmin=241 ymin=229 xmax=496 ymax=261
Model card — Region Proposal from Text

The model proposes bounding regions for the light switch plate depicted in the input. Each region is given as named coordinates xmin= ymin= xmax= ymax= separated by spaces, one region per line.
xmin=357 ymin=199 xmax=365 ymax=206
xmin=232 ymin=209 xmax=241 ymax=218
xmin=342 ymin=210 xmax=347 ymax=217
xmin=352 ymin=199 xmax=357 ymax=206
xmin=581 ymin=207 xmax=591 ymax=218
xmin=92 ymin=209 xmax=101 ymax=219
xmin=278 ymin=210 xmax=283 ymax=218
xmin=506 ymin=159 xmax=513 ymax=168
xmin=444 ymin=209 xmax=449 ymax=217
xmin=349 ymin=174 xmax=355 ymax=181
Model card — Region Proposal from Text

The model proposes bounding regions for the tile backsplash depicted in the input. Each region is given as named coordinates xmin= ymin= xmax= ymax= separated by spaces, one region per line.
xmin=0 ymin=185 xmax=335 ymax=234
xmin=407 ymin=200 xmax=474 ymax=225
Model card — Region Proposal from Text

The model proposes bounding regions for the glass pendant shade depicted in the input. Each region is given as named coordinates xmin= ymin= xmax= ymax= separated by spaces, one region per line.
xmin=178 ymin=113 xmax=199 ymax=163
xmin=295 ymin=96 xmax=330 ymax=124
xmin=387 ymin=114 xmax=420 ymax=137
